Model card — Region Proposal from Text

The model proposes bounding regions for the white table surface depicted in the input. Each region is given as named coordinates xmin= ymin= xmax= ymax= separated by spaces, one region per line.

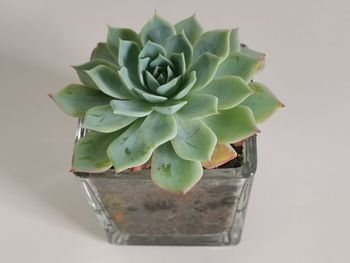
xmin=1 ymin=0 xmax=349 ymax=262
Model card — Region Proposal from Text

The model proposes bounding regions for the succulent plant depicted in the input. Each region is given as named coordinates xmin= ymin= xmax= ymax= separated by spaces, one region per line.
xmin=51 ymin=14 xmax=283 ymax=193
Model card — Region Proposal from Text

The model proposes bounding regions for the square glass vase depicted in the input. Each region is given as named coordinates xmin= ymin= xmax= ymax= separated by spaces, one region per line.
xmin=74 ymin=120 xmax=257 ymax=246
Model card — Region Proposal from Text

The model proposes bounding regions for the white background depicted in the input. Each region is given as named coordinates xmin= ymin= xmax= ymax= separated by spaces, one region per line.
xmin=1 ymin=0 xmax=350 ymax=262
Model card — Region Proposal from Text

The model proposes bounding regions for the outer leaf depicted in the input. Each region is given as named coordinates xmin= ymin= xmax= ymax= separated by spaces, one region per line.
xmin=171 ymin=117 xmax=217 ymax=161
xmin=106 ymin=27 xmax=141 ymax=58
xmin=151 ymin=142 xmax=203 ymax=193
xmin=107 ymin=112 xmax=177 ymax=171
xmin=153 ymin=100 xmax=187 ymax=115
xmin=240 ymin=82 xmax=284 ymax=123
xmin=216 ymin=52 xmax=265 ymax=82
xmin=85 ymin=65 xmax=135 ymax=99
xmin=139 ymin=14 xmax=176 ymax=45
xmin=118 ymin=40 xmax=140 ymax=75
xmin=229 ymin=29 xmax=240 ymax=53
xmin=139 ymin=41 xmax=166 ymax=59
xmin=187 ymin=53 xmax=221 ymax=91
xmin=202 ymin=143 xmax=237 ymax=169
xmin=176 ymin=94 xmax=218 ymax=120
xmin=241 ymin=46 xmax=265 ymax=61
xmin=72 ymin=129 xmax=125 ymax=173
xmin=192 ymin=30 xmax=231 ymax=63
xmin=83 ymin=105 xmax=136 ymax=133
xmin=196 ymin=76 xmax=253 ymax=110
xmin=50 ymin=84 xmax=111 ymax=117
xmin=110 ymin=99 xmax=153 ymax=117
xmin=90 ymin=43 xmax=118 ymax=64
xmin=203 ymin=105 xmax=259 ymax=143
xmin=173 ymin=71 xmax=196 ymax=99
xmin=175 ymin=15 xmax=203 ymax=44
xmin=165 ymin=32 xmax=193 ymax=66
xmin=73 ymin=59 xmax=120 ymax=89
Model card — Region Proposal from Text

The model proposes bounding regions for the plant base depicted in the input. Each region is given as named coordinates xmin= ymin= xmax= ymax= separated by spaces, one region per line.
xmin=75 ymin=136 xmax=257 ymax=246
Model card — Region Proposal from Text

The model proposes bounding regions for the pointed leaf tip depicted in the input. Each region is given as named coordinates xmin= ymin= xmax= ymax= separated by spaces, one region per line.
xmin=241 ymin=82 xmax=283 ymax=123
xmin=204 ymin=105 xmax=258 ymax=143
xmin=140 ymin=14 xmax=176 ymax=45
xmin=51 ymin=84 xmax=112 ymax=117
xmin=175 ymin=15 xmax=203 ymax=45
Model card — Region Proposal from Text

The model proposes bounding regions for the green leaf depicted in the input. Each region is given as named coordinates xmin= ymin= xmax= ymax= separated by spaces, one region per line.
xmin=72 ymin=129 xmax=125 ymax=173
xmin=216 ymin=52 xmax=265 ymax=82
xmin=107 ymin=112 xmax=177 ymax=171
xmin=192 ymin=30 xmax=231 ymax=63
xmin=170 ymin=53 xmax=186 ymax=75
xmin=176 ymin=94 xmax=218 ymax=119
xmin=167 ymin=66 xmax=174 ymax=81
xmin=187 ymin=52 xmax=221 ymax=91
xmin=149 ymin=54 xmax=174 ymax=69
xmin=119 ymin=66 xmax=168 ymax=103
xmin=138 ymin=57 xmax=151 ymax=86
xmin=196 ymin=76 xmax=253 ymax=110
xmin=171 ymin=117 xmax=217 ymax=161
xmin=203 ymin=105 xmax=258 ymax=143
xmin=139 ymin=14 xmax=176 ymax=45
xmin=110 ymin=99 xmax=153 ymax=117
xmin=241 ymin=46 xmax=266 ymax=71
xmin=132 ymin=86 xmax=168 ymax=103
xmin=156 ymin=76 xmax=181 ymax=96
xmin=241 ymin=46 xmax=265 ymax=61
xmin=73 ymin=59 xmax=120 ymax=89
xmin=156 ymin=73 xmax=166 ymax=84
xmin=165 ymin=32 xmax=193 ymax=66
xmin=173 ymin=71 xmax=197 ymax=99
xmin=83 ymin=105 xmax=137 ymax=133
xmin=240 ymin=82 xmax=284 ymax=123
xmin=106 ymin=27 xmax=141 ymax=59
xmin=85 ymin=65 xmax=135 ymax=99
xmin=139 ymin=41 xmax=166 ymax=59
xmin=153 ymin=100 xmax=187 ymax=115
xmin=118 ymin=40 xmax=140 ymax=75
xmin=151 ymin=142 xmax=203 ymax=193
xmin=50 ymin=84 xmax=111 ymax=117
xmin=90 ymin=43 xmax=118 ymax=64
xmin=118 ymin=66 xmax=144 ymax=94
xmin=175 ymin=15 xmax=203 ymax=44
xmin=229 ymin=29 xmax=240 ymax=53
xmin=145 ymin=71 xmax=160 ymax=92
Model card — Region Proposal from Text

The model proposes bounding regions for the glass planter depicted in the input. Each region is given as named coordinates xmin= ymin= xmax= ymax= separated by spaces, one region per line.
xmin=74 ymin=120 xmax=257 ymax=246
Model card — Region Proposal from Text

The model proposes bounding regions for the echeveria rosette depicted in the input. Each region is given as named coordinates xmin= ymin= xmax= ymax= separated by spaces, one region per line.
xmin=51 ymin=14 xmax=283 ymax=193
